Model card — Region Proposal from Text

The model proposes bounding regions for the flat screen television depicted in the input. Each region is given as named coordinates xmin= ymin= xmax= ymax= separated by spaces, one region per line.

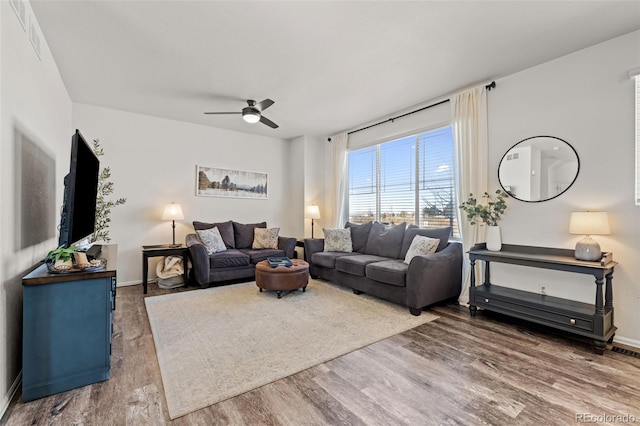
xmin=58 ymin=129 xmax=100 ymax=248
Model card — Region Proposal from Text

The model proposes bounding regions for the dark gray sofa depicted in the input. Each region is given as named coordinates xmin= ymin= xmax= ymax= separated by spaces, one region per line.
xmin=187 ymin=220 xmax=296 ymax=288
xmin=304 ymin=222 xmax=463 ymax=315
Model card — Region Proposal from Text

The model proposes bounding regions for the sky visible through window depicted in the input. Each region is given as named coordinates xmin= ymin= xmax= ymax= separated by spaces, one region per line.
xmin=348 ymin=126 xmax=457 ymax=234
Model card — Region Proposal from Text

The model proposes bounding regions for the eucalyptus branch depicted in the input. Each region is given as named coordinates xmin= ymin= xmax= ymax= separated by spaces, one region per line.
xmin=459 ymin=189 xmax=509 ymax=226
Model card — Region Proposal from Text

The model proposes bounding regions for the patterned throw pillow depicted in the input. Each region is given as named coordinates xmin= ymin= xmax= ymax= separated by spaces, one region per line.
xmin=323 ymin=228 xmax=353 ymax=252
xmin=196 ymin=227 xmax=227 ymax=254
xmin=252 ymin=227 xmax=280 ymax=249
xmin=403 ymin=235 xmax=440 ymax=265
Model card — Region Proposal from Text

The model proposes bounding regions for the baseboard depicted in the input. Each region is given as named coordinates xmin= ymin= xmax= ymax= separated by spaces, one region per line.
xmin=0 ymin=371 xmax=21 ymax=421
xmin=613 ymin=336 xmax=640 ymax=350
xmin=117 ymin=280 xmax=142 ymax=287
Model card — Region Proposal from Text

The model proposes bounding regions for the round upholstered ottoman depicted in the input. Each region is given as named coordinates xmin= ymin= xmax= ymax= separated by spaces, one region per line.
xmin=255 ymin=259 xmax=309 ymax=299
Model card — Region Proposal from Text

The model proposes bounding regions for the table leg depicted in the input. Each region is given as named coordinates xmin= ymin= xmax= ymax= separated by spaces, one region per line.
xmin=142 ymin=254 xmax=149 ymax=294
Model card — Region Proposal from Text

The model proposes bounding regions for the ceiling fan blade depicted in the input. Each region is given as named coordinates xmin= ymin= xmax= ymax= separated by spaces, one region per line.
xmin=256 ymin=99 xmax=274 ymax=111
xmin=204 ymin=111 xmax=241 ymax=115
xmin=259 ymin=115 xmax=279 ymax=129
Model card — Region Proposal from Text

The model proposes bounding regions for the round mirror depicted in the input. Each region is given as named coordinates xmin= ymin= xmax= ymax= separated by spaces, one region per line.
xmin=498 ymin=136 xmax=579 ymax=202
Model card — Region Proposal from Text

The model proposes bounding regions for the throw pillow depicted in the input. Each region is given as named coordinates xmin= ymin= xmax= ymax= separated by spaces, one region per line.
xmin=252 ymin=227 xmax=280 ymax=249
xmin=404 ymin=235 xmax=440 ymax=264
xmin=399 ymin=226 xmax=451 ymax=258
xmin=193 ymin=220 xmax=235 ymax=248
xmin=364 ymin=222 xmax=407 ymax=258
xmin=345 ymin=221 xmax=373 ymax=253
xmin=196 ymin=227 xmax=227 ymax=254
xmin=233 ymin=221 xmax=267 ymax=249
xmin=323 ymin=228 xmax=353 ymax=252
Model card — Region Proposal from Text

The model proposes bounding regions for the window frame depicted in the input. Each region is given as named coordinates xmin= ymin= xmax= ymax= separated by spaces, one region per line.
xmin=346 ymin=124 xmax=459 ymax=237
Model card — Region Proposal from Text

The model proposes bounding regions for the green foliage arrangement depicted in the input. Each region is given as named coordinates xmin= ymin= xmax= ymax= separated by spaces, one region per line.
xmin=459 ymin=189 xmax=509 ymax=226
xmin=90 ymin=139 xmax=127 ymax=243
xmin=47 ymin=245 xmax=78 ymax=262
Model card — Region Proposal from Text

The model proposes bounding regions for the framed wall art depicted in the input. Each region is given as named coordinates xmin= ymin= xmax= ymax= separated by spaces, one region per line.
xmin=196 ymin=165 xmax=268 ymax=199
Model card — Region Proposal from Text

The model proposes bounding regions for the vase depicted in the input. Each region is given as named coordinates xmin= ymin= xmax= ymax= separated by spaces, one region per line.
xmin=486 ymin=225 xmax=502 ymax=251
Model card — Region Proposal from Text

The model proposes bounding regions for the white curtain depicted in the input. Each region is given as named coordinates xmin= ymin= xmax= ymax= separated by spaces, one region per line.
xmin=330 ymin=132 xmax=349 ymax=228
xmin=451 ymin=86 xmax=488 ymax=304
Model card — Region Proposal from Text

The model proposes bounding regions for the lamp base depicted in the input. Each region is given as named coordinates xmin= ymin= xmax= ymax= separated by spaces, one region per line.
xmin=574 ymin=236 xmax=601 ymax=261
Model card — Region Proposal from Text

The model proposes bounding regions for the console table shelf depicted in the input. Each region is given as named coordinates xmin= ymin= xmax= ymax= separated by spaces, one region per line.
xmin=468 ymin=244 xmax=617 ymax=354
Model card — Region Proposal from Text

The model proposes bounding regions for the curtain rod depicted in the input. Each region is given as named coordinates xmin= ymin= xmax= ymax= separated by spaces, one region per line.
xmin=347 ymin=81 xmax=496 ymax=136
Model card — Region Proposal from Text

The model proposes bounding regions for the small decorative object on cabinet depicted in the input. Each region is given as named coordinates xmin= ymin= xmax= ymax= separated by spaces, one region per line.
xmin=467 ymin=243 xmax=617 ymax=354
xmin=22 ymin=257 xmax=117 ymax=401
xmin=459 ymin=189 xmax=508 ymax=251
xmin=569 ymin=211 xmax=611 ymax=261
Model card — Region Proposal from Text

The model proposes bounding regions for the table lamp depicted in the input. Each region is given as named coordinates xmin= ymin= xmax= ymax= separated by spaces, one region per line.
xmin=162 ymin=202 xmax=184 ymax=246
xmin=569 ymin=211 xmax=610 ymax=261
xmin=306 ymin=205 xmax=321 ymax=238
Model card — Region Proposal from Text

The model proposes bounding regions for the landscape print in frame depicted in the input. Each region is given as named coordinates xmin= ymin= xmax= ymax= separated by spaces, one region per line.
xmin=196 ymin=165 xmax=268 ymax=199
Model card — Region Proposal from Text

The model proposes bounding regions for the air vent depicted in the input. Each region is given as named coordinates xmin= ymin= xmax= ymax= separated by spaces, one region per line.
xmin=611 ymin=346 xmax=640 ymax=359
xmin=10 ymin=0 xmax=27 ymax=30
xmin=29 ymin=16 xmax=42 ymax=60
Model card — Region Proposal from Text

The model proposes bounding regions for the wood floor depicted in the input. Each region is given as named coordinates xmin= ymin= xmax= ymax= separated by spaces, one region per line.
xmin=2 ymin=281 xmax=640 ymax=425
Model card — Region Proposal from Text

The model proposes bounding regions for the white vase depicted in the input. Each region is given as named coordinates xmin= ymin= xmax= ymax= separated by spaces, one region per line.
xmin=486 ymin=226 xmax=502 ymax=251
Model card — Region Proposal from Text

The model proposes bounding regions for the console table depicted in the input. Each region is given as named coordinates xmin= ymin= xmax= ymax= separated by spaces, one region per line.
xmin=468 ymin=243 xmax=617 ymax=354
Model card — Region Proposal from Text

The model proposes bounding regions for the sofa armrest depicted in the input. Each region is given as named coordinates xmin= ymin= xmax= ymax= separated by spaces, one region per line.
xmin=406 ymin=242 xmax=463 ymax=310
xmin=278 ymin=236 xmax=296 ymax=258
xmin=304 ymin=238 xmax=324 ymax=261
xmin=186 ymin=233 xmax=210 ymax=288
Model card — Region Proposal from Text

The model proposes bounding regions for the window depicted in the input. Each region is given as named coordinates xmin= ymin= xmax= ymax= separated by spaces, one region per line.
xmin=347 ymin=126 xmax=458 ymax=236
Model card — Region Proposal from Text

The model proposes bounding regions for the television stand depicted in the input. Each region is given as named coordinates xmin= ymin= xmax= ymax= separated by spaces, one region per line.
xmin=468 ymin=244 xmax=617 ymax=355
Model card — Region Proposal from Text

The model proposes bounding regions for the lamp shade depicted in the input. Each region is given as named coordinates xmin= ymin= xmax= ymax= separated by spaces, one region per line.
xmin=162 ymin=202 xmax=184 ymax=221
xmin=569 ymin=212 xmax=610 ymax=235
xmin=306 ymin=205 xmax=321 ymax=219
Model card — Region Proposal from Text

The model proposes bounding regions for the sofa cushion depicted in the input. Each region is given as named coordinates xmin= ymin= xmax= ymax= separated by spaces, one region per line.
xmin=404 ymin=235 xmax=440 ymax=264
xmin=193 ymin=220 xmax=235 ymax=248
xmin=366 ymin=260 xmax=408 ymax=287
xmin=252 ymin=227 xmax=279 ymax=249
xmin=196 ymin=227 xmax=227 ymax=254
xmin=238 ymin=248 xmax=285 ymax=264
xmin=311 ymin=251 xmax=359 ymax=269
xmin=323 ymin=228 xmax=353 ymax=252
xmin=233 ymin=221 xmax=267 ymax=249
xmin=208 ymin=249 xmax=250 ymax=268
xmin=364 ymin=222 xmax=406 ymax=259
xmin=345 ymin=222 xmax=373 ymax=253
xmin=400 ymin=226 xmax=451 ymax=258
xmin=336 ymin=254 xmax=390 ymax=277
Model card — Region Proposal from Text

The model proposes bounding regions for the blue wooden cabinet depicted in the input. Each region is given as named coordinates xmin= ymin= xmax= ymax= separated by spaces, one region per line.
xmin=22 ymin=263 xmax=116 ymax=402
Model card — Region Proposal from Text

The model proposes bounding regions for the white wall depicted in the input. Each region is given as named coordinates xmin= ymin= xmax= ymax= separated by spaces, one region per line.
xmin=73 ymin=104 xmax=293 ymax=285
xmin=0 ymin=1 xmax=72 ymax=416
xmin=489 ymin=30 xmax=640 ymax=346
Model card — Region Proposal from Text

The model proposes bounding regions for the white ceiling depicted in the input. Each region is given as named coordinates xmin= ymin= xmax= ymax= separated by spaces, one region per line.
xmin=31 ymin=1 xmax=640 ymax=140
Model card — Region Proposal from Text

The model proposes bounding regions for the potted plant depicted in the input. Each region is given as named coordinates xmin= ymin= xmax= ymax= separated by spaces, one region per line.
xmin=459 ymin=189 xmax=509 ymax=251
xmin=89 ymin=138 xmax=126 ymax=243
xmin=47 ymin=245 xmax=78 ymax=270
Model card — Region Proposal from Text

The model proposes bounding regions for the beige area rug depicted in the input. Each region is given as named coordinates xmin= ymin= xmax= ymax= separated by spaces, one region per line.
xmin=145 ymin=279 xmax=438 ymax=419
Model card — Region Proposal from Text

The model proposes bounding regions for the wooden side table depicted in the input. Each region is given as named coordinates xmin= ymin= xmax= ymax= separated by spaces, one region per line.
xmin=142 ymin=244 xmax=189 ymax=294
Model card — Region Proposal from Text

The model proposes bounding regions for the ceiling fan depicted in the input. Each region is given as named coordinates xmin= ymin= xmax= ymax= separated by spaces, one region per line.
xmin=204 ymin=99 xmax=279 ymax=129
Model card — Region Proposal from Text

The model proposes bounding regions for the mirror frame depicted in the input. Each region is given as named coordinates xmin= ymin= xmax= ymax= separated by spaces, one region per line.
xmin=498 ymin=135 xmax=580 ymax=203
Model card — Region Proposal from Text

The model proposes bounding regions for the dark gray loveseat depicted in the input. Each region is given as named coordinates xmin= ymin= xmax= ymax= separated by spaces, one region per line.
xmin=305 ymin=222 xmax=462 ymax=315
xmin=187 ymin=220 xmax=296 ymax=288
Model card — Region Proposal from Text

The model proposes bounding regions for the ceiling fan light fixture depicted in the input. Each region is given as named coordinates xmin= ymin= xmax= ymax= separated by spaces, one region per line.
xmin=242 ymin=108 xmax=261 ymax=124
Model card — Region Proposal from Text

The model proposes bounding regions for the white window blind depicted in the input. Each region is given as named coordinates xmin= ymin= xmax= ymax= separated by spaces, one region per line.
xmin=347 ymin=126 xmax=458 ymax=236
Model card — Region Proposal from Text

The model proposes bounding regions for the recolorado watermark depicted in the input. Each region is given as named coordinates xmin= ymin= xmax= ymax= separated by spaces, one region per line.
xmin=576 ymin=413 xmax=637 ymax=423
